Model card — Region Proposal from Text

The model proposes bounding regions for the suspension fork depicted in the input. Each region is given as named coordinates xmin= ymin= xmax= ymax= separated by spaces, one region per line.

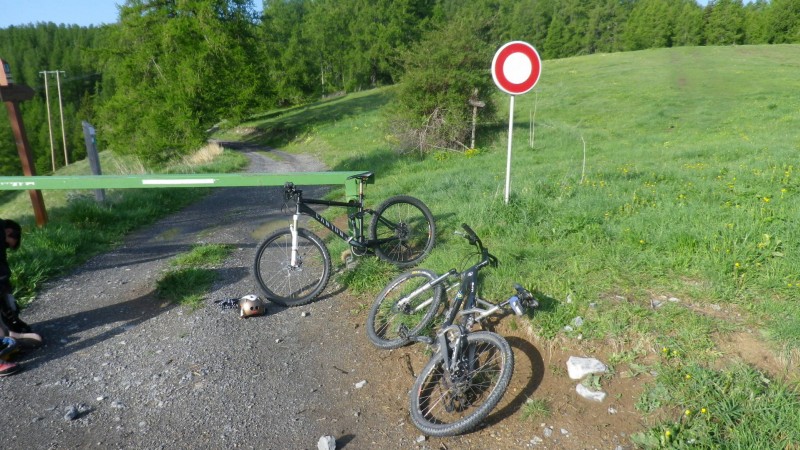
xmin=289 ymin=211 xmax=300 ymax=267
xmin=438 ymin=324 xmax=467 ymax=374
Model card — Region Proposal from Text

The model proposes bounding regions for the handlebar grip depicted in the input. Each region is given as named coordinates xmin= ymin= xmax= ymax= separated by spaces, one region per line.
xmin=283 ymin=182 xmax=297 ymax=202
xmin=489 ymin=253 xmax=499 ymax=267
xmin=513 ymin=283 xmax=539 ymax=308
xmin=461 ymin=223 xmax=480 ymax=245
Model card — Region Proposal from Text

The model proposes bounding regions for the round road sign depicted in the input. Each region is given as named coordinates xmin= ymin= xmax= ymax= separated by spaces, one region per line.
xmin=491 ymin=41 xmax=542 ymax=96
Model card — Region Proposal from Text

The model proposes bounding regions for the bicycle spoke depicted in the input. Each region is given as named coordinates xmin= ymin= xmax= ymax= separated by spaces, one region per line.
xmin=367 ymin=269 xmax=443 ymax=349
xmin=415 ymin=339 xmax=507 ymax=426
xmin=371 ymin=196 xmax=435 ymax=268
xmin=253 ymin=228 xmax=330 ymax=306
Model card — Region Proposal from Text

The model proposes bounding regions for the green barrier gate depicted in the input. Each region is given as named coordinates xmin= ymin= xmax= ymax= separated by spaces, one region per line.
xmin=0 ymin=172 xmax=371 ymax=226
xmin=0 ymin=172 xmax=368 ymax=200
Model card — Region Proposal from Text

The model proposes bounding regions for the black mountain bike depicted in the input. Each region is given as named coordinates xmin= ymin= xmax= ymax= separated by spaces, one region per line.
xmin=366 ymin=223 xmax=537 ymax=436
xmin=252 ymin=171 xmax=436 ymax=307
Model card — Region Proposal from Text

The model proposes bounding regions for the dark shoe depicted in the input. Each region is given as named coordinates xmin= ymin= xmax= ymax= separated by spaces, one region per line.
xmin=8 ymin=317 xmax=32 ymax=333
xmin=0 ymin=360 xmax=21 ymax=376
xmin=1 ymin=310 xmax=32 ymax=333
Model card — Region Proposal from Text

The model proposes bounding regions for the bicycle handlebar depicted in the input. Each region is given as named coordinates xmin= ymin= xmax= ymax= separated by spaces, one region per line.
xmin=461 ymin=223 xmax=479 ymax=245
xmin=283 ymin=182 xmax=300 ymax=202
xmin=455 ymin=223 xmax=497 ymax=268
xmin=454 ymin=224 xmax=539 ymax=317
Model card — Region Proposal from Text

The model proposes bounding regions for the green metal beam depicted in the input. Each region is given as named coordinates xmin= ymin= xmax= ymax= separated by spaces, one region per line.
xmin=0 ymin=172 xmax=366 ymax=199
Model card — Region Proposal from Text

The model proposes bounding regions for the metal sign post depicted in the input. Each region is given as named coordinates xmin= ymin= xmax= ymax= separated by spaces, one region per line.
xmin=491 ymin=42 xmax=542 ymax=204
xmin=0 ymin=58 xmax=49 ymax=226
xmin=82 ymin=121 xmax=105 ymax=202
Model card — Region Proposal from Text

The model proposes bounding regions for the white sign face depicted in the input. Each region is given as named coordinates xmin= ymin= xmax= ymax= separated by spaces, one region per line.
xmin=504 ymin=53 xmax=533 ymax=84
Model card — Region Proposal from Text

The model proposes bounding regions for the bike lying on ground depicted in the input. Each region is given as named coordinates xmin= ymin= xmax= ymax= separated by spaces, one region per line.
xmin=366 ymin=223 xmax=538 ymax=437
xmin=253 ymin=171 xmax=436 ymax=307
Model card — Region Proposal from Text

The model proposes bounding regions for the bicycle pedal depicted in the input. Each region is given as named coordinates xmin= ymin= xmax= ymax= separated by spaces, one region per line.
xmin=340 ymin=250 xmax=358 ymax=269
xmin=397 ymin=324 xmax=410 ymax=340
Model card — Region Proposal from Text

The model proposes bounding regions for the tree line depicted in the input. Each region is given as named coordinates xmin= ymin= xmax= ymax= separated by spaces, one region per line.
xmin=1 ymin=0 xmax=800 ymax=172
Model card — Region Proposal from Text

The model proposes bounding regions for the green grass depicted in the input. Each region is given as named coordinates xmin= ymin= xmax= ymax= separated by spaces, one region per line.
xmin=214 ymin=45 xmax=800 ymax=448
xmin=157 ymin=243 xmax=234 ymax=309
xmin=632 ymin=357 xmax=800 ymax=448
xmin=520 ymin=397 xmax=551 ymax=422
xmin=170 ymin=243 xmax=232 ymax=268
xmin=156 ymin=267 xmax=217 ymax=309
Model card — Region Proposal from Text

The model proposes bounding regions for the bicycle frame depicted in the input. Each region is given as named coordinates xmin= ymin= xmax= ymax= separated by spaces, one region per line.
xmin=290 ymin=194 xmax=367 ymax=248
xmin=416 ymin=227 xmax=526 ymax=373
xmin=285 ymin=178 xmax=404 ymax=266
xmin=394 ymin=247 xmax=519 ymax=324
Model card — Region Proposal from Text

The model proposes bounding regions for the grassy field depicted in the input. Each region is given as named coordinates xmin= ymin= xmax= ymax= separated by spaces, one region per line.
xmin=217 ymin=45 xmax=800 ymax=447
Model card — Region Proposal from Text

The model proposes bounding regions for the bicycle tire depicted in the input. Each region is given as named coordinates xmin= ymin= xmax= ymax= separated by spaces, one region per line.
xmin=409 ymin=331 xmax=514 ymax=437
xmin=252 ymin=227 xmax=331 ymax=307
xmin=369 ymin=195 xmax=435 ymax=268
xmin=366 ymin=269 xmax=444 ymax=350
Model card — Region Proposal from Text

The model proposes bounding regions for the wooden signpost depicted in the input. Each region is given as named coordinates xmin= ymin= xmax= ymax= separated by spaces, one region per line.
xmin=0 ymin=58 xmax=48 ymax=226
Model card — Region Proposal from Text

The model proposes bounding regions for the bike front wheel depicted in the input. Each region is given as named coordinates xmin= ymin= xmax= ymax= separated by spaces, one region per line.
xmin=252 ymin=228 xmax=331 ymax=307
xmin=369 ymin=195 xmax=435 ymax=268
xmin=366 ymin=269 xmax=444 ymax=350
xmin=409 ymin=331 xmax=514 ymax=437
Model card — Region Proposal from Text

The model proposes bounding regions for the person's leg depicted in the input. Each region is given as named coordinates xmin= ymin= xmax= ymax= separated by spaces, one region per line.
xmin=0 ymin=294 xmax=41 ymax=348
xmin=2 ymin=291 xmax=16 ymax=313
xmin=0 ymin=293 xmax=33 ymax=334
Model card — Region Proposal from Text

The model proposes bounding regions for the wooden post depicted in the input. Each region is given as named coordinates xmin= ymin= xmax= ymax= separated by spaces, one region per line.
xmin=0 ymin=58 xmax=49 ymax=226
xmin=468 ymin=89 xmax=485 ymax=150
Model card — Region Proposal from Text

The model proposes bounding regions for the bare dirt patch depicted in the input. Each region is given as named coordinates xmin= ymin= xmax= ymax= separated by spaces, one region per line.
xmin=334 ymin=302 xmax=652 ymax=450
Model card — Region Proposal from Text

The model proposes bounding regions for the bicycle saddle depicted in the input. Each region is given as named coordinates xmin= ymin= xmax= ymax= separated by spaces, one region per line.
xmin=347 ymin=171 xmax=374 ymax=181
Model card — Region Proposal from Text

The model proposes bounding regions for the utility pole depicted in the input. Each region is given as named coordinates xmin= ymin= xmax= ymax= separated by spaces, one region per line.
xmin=39 ymin=70 xmax=56 ymax=171
xmin=55 ymin=70 xmax=68 ymax=165
xmin=40 ymin=69 xmax=69 ymax=169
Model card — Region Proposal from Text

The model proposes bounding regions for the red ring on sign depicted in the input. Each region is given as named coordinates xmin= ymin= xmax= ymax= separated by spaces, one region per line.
xmin=492 ymin=41 xmax=542 ymax=95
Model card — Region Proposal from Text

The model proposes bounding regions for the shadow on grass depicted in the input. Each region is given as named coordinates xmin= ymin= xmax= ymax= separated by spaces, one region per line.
xmin=239 ymin=91 xmax=394 ymax=150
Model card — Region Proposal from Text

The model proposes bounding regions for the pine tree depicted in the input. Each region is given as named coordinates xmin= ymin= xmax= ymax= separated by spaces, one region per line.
xmin=705 ymin=0 xmax=746 ymax=45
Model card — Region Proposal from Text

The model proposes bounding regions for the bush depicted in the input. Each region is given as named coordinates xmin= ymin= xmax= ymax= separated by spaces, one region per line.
xmin=387 ymin=12 xmax=497 ymax=155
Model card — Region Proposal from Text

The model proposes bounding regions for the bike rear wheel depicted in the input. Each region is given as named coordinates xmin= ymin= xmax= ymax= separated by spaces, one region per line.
xmin=369 ymin=195 xmax=435 ymax=268
xmin=366 ymin=269 xmax=443 ymax=349
xmin=409 ymin=331 xmax=514 ymax=437
xmin=252 ymin=228 xmax=331 ymax=307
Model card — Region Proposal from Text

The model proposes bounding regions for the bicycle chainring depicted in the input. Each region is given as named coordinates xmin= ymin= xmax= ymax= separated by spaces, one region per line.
xmin=350 ymin=245 xmax=370 ymax=257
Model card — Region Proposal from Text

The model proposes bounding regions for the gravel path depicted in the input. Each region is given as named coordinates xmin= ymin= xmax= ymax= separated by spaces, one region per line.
xmin=1 ymin=148 xmax=421 ymax=449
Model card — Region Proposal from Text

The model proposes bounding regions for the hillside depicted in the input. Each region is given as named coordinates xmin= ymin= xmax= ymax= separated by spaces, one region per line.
xmin=216 ymin=44 xmax=800 ymax=447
